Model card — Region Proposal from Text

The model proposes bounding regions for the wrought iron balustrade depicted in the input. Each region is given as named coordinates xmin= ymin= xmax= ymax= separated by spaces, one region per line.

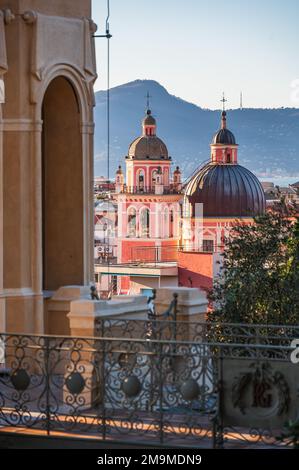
xmin=95 ymin=318 xmax=299 ymax=347
xmin=0 ymin=330 xmax=297 ymax=448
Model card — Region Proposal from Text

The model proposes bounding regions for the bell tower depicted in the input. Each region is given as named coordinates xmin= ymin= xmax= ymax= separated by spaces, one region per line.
xmin=0 ymin=1 xmax=97 ymax=333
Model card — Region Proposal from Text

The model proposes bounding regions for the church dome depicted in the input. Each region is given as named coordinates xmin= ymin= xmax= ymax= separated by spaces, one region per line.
xmin=185 ymin=162 xmax=266 ymax=217
xmin=127 ymin=108 xmax=169 ymax=160
xmin=212 ymin=111 xmax=236 ymax=145
xmin=128 ymin=136 xmax=169 ymax=160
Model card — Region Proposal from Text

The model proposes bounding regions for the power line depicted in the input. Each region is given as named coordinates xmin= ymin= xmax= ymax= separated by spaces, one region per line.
xmin=93 ymin=0 xmax=113 ymax=298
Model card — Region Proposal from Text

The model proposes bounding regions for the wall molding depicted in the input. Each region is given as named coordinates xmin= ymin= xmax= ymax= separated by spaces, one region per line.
xmin=0 ymin=119 xmax=43 ymax=132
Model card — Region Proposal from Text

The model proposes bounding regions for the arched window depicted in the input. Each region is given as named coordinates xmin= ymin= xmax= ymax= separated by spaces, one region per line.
xmin=127 ymin=207 xmax=137 ymax=237
xmin=140 ymin=207 xmax=150 ymax=238
xmin=137 ymin=169 xmax=145 ymax=191
xmin=152 ymin=169 xmax=157 ymax=187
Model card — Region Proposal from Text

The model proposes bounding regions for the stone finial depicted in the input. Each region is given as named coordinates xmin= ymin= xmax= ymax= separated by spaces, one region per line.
xmin=3 ymin=9 xmax=15 ymax=25
xmin=22 ymin=10 xmax=37 ymax=25
xmin=90 ymin=285 xmax=100 ymax=300
xmin=89 ymin=20 xmax=98 ymax=34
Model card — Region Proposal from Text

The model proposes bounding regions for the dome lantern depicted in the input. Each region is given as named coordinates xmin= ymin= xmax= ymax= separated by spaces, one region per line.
xmin=127 ymin=107 xmax=169 ymax=161
xmin=211 ymin=104 xmax=238 ymax=164
xmin=142 ymin=109 xmax=156 ymax=136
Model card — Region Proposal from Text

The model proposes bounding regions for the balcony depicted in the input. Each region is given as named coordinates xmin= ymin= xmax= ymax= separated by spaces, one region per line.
xmin=0 ymin=321 xmax=296 ymax=448
xmin=120 ymin=186 xmax=182 ymax=195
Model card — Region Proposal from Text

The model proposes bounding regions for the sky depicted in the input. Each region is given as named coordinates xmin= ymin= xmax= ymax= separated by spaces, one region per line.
xmin=92 ymin=0 xmax=299 ymax=109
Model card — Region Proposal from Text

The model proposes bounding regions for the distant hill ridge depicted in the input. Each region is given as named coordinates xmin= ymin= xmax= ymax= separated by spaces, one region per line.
xmin=94 ymin=79 xmax=299 ymax=180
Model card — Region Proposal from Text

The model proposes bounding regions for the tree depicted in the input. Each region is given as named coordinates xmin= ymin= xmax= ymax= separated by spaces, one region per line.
xmin=208 ymin=210 xmax=299 ymax=325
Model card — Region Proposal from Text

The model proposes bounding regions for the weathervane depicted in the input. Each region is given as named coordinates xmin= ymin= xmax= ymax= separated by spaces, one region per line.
xmin=221 ymin=92 xmax=227 ymax=111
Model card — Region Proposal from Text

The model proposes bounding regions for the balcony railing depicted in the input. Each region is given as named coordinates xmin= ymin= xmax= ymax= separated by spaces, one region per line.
xmin=0 ymin=321 xmax=297 ymax=448
xmin=179 ymin=245 xmax=224 ymax=254
xmin=95 ymin=317 xmax=299 ymax=345
xmin=121 ymin=186 xmax=182 ymax=195
xmin=130 ymin=244 xmax=179 ymax=264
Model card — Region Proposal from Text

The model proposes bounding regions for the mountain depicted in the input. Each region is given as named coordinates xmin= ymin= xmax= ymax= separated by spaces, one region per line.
xmin=94 ymin=79 xmax=299 ymax=181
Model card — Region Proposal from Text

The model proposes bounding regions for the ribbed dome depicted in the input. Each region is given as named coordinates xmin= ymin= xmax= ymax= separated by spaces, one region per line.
xmin=212 ymin=111 xmax=236 ymax=145
xmin=185 ymin=163 xmax=266 ymax=217
xmin=128 ymin=136 xmax=169 ymax=160
xmin=212 ymin=128 xmax=236 ymax=145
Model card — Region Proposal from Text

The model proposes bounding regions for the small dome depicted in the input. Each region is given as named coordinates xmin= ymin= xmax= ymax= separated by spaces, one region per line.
xmin=212 ymin=128 xmax=236 ymax=145
xmin=185 ymin=163 xmax=266 ymax=217
xmin=116 ymin=165 xmax=123 ymax=174
xmin=128 ymin=136 xmax=168 ymax=160
xmin=212 ymin=111 xmax=236 ymax=145
xmin=174 ymin=166 xmax=181 ymax=173
xmin=143 ymin=109 xmax=156 ymax=126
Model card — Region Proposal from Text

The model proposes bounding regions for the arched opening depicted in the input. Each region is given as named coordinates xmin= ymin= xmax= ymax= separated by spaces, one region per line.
xmin=136 ymin=169 xmax=145 ymax=192
xmin=140 ymin=207 xmax=150 ymax=238
xmin=42 ymin=76 xmax=83 ymax=291
xmin=127 ymin=207 xmax=137 ymax=237
xmin=152 ymin=169 xmax=157 ymax=188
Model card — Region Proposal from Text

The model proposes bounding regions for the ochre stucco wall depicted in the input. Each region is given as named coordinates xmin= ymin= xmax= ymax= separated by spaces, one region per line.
xmin=0 ymin=0 xmax=91 ymax=18
xmin=0 ymin=0 xmax=96 ymax=334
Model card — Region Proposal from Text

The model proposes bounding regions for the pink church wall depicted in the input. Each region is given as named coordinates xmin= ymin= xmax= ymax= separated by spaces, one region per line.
xmin=178 ymin=251 xmax=214 ymax=291
xmin=121 ymin=240 xmax=154 ymax=263
xmin=131 ymin=162 xmax=171 ymax=188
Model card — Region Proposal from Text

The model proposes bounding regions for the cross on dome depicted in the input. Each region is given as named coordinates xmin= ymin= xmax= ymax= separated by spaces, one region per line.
xmin=220 ymin=92 xmax=227 ymax=111
xmin=145 ymin=91 xmax=152 ymax=113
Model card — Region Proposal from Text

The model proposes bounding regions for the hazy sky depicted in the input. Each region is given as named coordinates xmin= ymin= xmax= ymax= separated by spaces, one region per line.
xmin=92 ymin=0 xmax=299 ymax=109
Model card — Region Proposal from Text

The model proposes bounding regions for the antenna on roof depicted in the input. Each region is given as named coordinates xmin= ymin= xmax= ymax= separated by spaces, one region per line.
xmin=240 ymin=91 xmax=243 ymax=110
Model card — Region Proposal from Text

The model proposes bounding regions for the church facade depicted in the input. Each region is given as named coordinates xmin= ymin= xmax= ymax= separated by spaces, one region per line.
xmin=108 ymin=105 xmax=266 ymax=294
xmin=178 ymin=109 xmax=266 ymax=290
xmin=114 ymin=109 xmax=182 ymax=294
